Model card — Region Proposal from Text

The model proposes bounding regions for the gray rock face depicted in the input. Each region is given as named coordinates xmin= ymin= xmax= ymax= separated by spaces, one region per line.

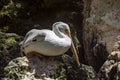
xmin=90 ymin=0 xmax=120 ymax=53
xmin=83 ymin=0 xmax=120 ymax=70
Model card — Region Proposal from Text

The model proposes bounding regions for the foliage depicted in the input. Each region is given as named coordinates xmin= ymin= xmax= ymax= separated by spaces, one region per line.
xmin=0 ymin=0 xmax=22 ymax=32
xmin=0 ymin=0 xmax=83 ymax=35
xmin=0 ymin=32 xmax=22 ymax=78
xmin=0 ymin=1 xmax=22 ymax=18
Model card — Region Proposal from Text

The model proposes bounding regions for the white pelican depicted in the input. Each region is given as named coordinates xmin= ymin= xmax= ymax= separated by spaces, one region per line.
xmin=20 ymin=22 xmax=80 ymax=67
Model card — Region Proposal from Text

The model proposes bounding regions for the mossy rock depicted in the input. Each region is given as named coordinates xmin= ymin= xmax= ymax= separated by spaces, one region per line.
xmin=2 ymin=54 xmax=96 ymax=80
xmin=0 ymin=32 xmax=22 ymax=78
xmin=3 ymin=57 xmax=29 ymax=80
xmin=62 ymin=55 xmax=96 ymax=80
xmin=2 ymin=56 xmax=66 ymax=80
xmin=0 ymin=32 xmax=22 ymax=57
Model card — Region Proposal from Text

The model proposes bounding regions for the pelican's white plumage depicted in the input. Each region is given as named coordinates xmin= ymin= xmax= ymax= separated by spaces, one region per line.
xmin=21 ymin=22 xmax=80 ymax=67
xmin=21 ymin=22 xmax=71 ymax=56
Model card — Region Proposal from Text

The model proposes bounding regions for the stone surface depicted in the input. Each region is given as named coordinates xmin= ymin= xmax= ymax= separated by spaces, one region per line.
xmin=98 ymin=41 xmax=120 ymax=79
xmin=98 ymin=51 xmax=120 ymax=80
xmin=3 ymin=56 xmax=65 ymax=80
xmin=116 ymin=63 xmax=120 ymax=80
xmin=83 ymin=0 xmax=120 ymax=71
xmin=3 ymin=57 xmax=29 ymax=80
xmin=62 ymin=55 xmax=96 ymax=80
xmin=0 ymin=32 xmax=22 ymax=78
xmin=2 ymin=54 xmax=96 ymax=80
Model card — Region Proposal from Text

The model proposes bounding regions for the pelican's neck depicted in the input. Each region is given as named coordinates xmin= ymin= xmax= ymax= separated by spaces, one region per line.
xmin=52 ymin=26 xmax=66 ymax=38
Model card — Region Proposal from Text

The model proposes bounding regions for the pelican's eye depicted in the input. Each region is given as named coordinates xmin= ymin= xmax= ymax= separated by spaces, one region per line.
xmin=32 ymin=38 xmax=37 ymax=42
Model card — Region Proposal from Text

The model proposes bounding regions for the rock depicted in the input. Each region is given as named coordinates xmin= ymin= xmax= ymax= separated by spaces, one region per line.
xmin=3 ymin=57 xmax=29 ymax=80
xmin=2 ymin=54 xmax=96 ymax=80
xmin=96 ymin=33 xmax=120 ymax=79
xmin=116 ymin=63 xmax=120 ymax=80
xmin=83 ymin=0 xmax=120 ymax=71
xmin=66 ymin=64 xmax=96 ymax=80
xmin=62 ymin=54 xmax=96 ymax=80
xmin=98 ymin=51 xmax=120 ymax=80
xmin=0 ymin=32 xmax=22 ymax=57
xmin=0 ymin=32 xmax=22 ymax=78
xmin=2 ymin=56 xmax=66 ymax=80
xmin=27 ymin=55 xmax=66 ymax=80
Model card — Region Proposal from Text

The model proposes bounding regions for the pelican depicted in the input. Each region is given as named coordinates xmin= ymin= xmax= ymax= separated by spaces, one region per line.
xmin=20 ymin=22 xmax=80 ymax=67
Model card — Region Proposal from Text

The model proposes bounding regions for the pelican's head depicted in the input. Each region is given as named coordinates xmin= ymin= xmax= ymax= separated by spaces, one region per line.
xmin=53 ymin=21 xmax=80 ymax=67
xmin=52 ymin=22 xmax=71 ymax=38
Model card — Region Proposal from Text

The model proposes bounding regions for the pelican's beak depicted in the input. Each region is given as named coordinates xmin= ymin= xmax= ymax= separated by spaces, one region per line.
xmin=65 ymin=29 xmax=80 ymax=67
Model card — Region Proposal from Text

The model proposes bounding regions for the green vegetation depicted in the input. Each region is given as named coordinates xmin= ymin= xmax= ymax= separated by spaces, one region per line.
xmin=0 ymin=0 xmax=23 ymax=33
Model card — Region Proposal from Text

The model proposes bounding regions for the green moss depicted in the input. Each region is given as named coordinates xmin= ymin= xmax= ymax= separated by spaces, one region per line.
xmin=0 ymin=26 xmax=9 ymax=32
xmin=0 ymin=32 xmax=21 ymax=49
xmin=0 ymin=32 xmax=22 ymax=59
xmin=0 ymin=1 xmax=22 ymax=18
xmin=0 ymin=32 xmax=22 ymax=78
xmin=5 ymin=37 xmax=16 ymax=47
xmin=55 ymin=63 xmax=66 ymax=80
xmin=0 ymin=1 xmax=23 ymax=33
xmin=55 ymin=68 xmax=66 ymax=80
xmin=3 ymin=57 xmax=29 ymax=80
